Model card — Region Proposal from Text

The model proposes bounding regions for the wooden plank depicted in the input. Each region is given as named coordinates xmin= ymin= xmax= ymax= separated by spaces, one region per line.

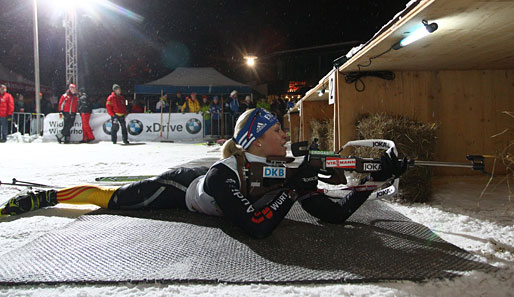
xmin=288 ymin=111 xmax=300 ymax=143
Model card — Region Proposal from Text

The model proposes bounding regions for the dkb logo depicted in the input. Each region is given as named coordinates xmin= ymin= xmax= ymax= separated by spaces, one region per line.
xmin=128 ymin=119 xmax=143 ymax=135
xmin=186 ymin=118 xmax=202 ymax=134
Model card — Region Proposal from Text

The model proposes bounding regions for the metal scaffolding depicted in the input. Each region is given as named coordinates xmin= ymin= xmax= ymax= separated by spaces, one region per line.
xmin=64 ymin=9 xmax=78 ymax=87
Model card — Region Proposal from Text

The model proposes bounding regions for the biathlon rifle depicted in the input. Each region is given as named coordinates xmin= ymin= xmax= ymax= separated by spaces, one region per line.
xmin=246 ymin=139 xmax=489 ymax=200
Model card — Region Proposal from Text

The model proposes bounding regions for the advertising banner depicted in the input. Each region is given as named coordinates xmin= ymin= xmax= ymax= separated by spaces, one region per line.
xmin=43 ymin=113 xmax=204 ymax=142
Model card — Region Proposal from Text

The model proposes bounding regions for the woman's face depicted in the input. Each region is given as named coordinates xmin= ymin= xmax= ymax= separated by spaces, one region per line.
xmin=257 ymin=123 xmax=287 ymax=157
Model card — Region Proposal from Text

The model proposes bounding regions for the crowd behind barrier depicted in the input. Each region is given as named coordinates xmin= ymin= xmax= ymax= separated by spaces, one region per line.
xmin=2 ymin=87 xmax=297 ymax=142
xmin=2 ymin=111 xmax=283 ymax=141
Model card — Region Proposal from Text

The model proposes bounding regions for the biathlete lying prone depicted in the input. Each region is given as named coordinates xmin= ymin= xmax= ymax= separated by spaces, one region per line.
xmin=1 ymin=108 xmax=407 ymax=238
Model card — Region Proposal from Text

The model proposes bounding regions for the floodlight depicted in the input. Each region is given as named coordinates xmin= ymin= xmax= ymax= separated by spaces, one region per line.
xmin=244 ymin=56 xmax=258 ymax=67
xmin=393 ymin=19 xmax=438 ymax=50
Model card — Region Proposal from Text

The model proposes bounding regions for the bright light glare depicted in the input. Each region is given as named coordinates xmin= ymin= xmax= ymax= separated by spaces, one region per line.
xmin=244 ymin=56 xmax=257 ymax=67
xmin=44 ymin=0 xmax=99 ymax=14
xmin=400 ymin=25 xmax=430 ymax=47
xmin=42 ymin=0 xmax=144 ymax=23
xmin=47 ymin=0 xmax=77 ymax=12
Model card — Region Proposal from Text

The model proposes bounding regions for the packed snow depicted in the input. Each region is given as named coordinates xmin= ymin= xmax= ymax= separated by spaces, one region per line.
xmin=0 ymin=137 xmax=513 ymax=297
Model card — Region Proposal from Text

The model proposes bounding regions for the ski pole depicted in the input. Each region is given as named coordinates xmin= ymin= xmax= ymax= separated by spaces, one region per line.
xmin=166 ymin=105 xmax=171 ymax=140
xmin=159 ymin=90 xmax=164 ymax=139
xmin=1 ymin=179 xmax=59 ymax=188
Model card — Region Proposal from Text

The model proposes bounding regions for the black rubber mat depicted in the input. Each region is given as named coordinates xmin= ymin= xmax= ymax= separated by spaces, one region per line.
xmin=0 ymin=199 xmax=494 ymax=285
xmin=173 ymin=157 xmax=220 ymax=168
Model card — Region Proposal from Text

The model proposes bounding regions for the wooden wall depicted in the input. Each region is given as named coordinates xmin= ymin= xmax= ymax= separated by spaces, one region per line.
xmin=286 ymin=111 xmax=300 ymax=143
xmin=337 ymin=70 xmax=514 ymax=175
xmin=300 ymin=100 xmax=334 ymax=143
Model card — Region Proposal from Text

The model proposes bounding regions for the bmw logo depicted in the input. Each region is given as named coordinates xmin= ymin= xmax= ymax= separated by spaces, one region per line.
xmin=186 ymin=118 xmax=202 ymax=134
xmin=102 ymin=119 xmax=113 ymax=135
xmin=128 ymin=119 xmax=143 ymax=136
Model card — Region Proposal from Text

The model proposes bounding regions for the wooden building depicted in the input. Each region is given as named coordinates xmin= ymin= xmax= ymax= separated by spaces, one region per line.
xmin=293 ymin=0 xmax=514 ymax=175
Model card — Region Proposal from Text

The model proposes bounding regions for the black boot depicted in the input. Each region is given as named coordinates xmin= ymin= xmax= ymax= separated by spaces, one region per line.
xmin=1 ymin=190 xmax=58 ymax=216
xmin=56 ymin=132 xmax=63 ymax=144
xmin=64 ymin=136 xmax=70 ymax=144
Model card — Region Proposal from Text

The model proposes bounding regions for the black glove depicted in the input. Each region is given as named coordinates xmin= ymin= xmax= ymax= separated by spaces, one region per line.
xmin=371 ymin=150 xmax=408 ymax=181
xmin=287 ymin=159 xmax=319 ymax=191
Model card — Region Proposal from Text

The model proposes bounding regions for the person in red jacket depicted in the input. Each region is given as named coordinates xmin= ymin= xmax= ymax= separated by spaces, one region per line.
xmin=0 ymin=84 xmax=14 ymax=143
xmin=57 ymin=84 xmax=79 ymax=144
xmin=106 ymin=84 xmax=129 ymax=144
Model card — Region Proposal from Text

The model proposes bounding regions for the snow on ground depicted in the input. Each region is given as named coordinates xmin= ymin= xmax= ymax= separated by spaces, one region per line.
xmin=1 ymin=139 xmax=513 ymax=297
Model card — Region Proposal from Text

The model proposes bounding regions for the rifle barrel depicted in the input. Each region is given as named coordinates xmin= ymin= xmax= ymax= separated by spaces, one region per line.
xmin=413 ymin=160 xmax=474 ymax=168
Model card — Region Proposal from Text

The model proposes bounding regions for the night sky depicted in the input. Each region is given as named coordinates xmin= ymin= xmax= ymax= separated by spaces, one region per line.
xmin=0 ymin=0 xmax=408 ymax=95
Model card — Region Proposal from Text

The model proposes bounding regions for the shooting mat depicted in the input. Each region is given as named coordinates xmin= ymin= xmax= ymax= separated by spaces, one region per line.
xmin=0 ymin=199 xmax=493 ymax=285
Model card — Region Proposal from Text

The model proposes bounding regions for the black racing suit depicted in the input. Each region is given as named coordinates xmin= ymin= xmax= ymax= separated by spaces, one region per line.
xmin=108 ymin=154 xmax=373 ymax=238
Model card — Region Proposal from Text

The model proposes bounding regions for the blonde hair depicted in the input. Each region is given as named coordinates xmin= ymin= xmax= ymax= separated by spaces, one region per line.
xmin=221 ymin=108 xmax=256 ymax=159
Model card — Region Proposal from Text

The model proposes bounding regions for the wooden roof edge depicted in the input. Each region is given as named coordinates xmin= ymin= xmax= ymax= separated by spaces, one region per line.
xmin=338 ymin=0 xmax=434 ymax=72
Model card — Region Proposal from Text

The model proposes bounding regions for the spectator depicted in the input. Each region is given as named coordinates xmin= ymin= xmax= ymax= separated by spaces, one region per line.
xmin=287 ymin=98 xmax=296 ymax=111
xmin=271 ymin=98 xmax=285 ymax=127
xmin=78 ymin=88 xmax=95 ymax=143
xmin=41 ymin=93 xmax=54 ymax=115
xmin=256 ymin=97 xmax=271 ymax=111
xmin=209 ymin=96 xmax=222 ymax=136
xmin=199 ymin=95 xmax=211 ymax=135
xmin=106 ymin=84 xmax=129 ymax=144
xmin=172 ymin=91 xmax=184 ymax=113
xmin=228 ymin=90 xmax=240 ymax=114
xmin=13 ymin=93 xmax=28 ymax=134
xmin=240 ymin=95 xmax=255 ymax=112
xmin=14 ymin=94 xmax=25 ymax=112
xmin=156 ymin=93 xmax=169 ymax=113
xmin=92 ymin=97 xmax=102 ymax=110
xmin=57 ymin=84 xmax=79 ymax=144
xmin=279 ymin=97 xmax=287 ymax=115
xmin=49 ymin=95 xmax=58 ymax=109
xmin=181 ymin=92 xmax=200 ymax=113
xmin=225 ymin=90 xmax=239 ymax=135
xmin=130 ymin=99 xmax=144 ymax=113
xmin=0 ymin=84 xmax=14 ymax=142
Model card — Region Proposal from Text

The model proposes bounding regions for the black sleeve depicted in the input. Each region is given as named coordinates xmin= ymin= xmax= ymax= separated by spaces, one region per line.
xmin=203 ymin=163 xmax=295 ymax=238
xmin=299 ymin=190 xmax=373 ymax=224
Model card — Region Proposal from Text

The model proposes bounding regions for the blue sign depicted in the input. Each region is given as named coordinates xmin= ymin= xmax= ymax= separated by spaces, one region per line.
xmin=263 ymin=167 xmax=286 ymax=179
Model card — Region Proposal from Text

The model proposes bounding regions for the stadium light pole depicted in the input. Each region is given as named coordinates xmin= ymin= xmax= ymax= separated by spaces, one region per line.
xmin=47 ymin=0 xmax=144 ymax=88
xmin=33 ymin=0 xmax=41 ymax=136
xmin=50 ymin=0 xmax=79 ymax=87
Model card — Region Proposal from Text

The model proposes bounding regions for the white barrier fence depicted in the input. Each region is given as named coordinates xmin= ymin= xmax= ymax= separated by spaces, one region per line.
xmin=43 ymin=113 xmax=204 ymax=142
